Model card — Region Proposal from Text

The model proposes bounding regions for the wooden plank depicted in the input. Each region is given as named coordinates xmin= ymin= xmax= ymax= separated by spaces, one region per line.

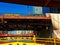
xmin=2 ymin=16 xmax=51 ymax=19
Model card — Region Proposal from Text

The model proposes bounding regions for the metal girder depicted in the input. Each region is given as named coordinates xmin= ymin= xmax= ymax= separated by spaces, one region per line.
xmin=0 ymin=0 xmax=46 ymax=6
xmin=0 ymin=0 xmax=60 ymax=7
xmin=45 ymin=0 xmax=51 ymax=6
xmin=47 ymin=1 xmax=60 ymax=8
xmin=53 ymin=0 xmax=60 ymax=1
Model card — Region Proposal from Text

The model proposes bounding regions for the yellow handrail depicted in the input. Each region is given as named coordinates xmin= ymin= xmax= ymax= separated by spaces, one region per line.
xmin=0 ymin=36 xmax=60 ymax=45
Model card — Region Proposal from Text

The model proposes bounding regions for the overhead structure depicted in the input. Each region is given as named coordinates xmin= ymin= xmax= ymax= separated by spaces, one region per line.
xmin=0 ymin=16 xmax=51 ymax=30
xmin=0 ymin=0 xmax=60 ymax=7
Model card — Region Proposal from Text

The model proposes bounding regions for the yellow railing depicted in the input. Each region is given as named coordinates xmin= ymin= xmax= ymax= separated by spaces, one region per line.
xmin=35 ymin=38 xmax=60 ymax=45
xmin=0 ymin=36 xmax=60 ymax=45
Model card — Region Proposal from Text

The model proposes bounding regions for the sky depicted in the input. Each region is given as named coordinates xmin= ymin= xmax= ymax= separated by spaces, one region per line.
xmin=0 ymin=2 xmax=50 ymax=16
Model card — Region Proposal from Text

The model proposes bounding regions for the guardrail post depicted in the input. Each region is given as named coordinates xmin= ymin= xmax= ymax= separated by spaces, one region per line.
xmin=54 ymin=38 xmax=56 ymax=45
xmin=33 ymin=35 xmax=36 ymax=45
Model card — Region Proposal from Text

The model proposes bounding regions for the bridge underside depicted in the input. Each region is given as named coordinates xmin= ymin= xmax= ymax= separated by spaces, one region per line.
xmin=0 ymin=0 xmax=60 ymax=8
